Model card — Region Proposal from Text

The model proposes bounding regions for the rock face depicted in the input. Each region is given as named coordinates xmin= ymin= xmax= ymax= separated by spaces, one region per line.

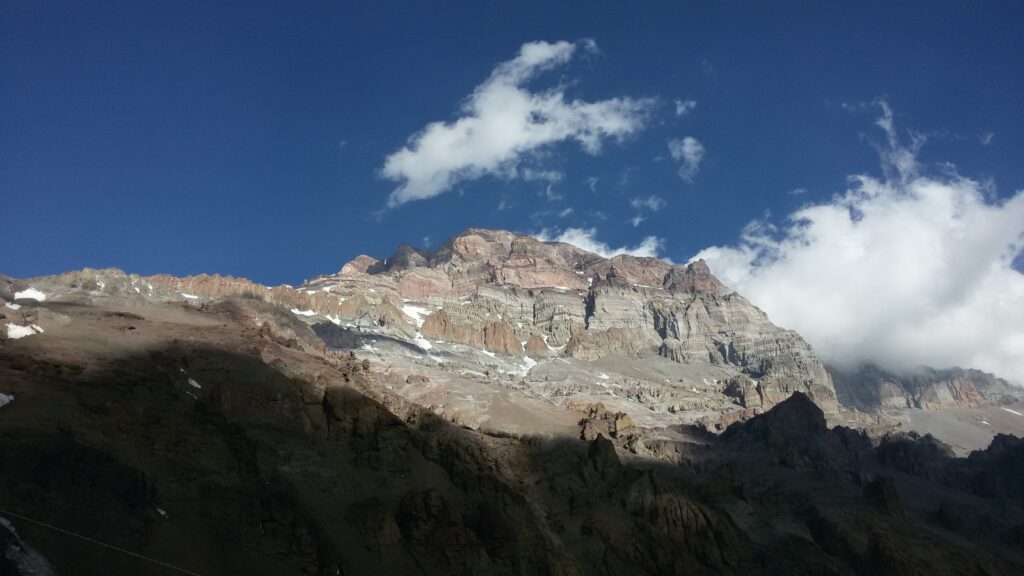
xmin=831 ymin=364 xmax=1022 ymax=412
xmin=328 ymin=228 xmax=838 ymax=414
xmin=16 ymin=229 xmax=840 ymax=420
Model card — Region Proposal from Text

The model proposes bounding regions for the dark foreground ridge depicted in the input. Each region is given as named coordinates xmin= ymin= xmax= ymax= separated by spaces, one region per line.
xmin=1 ymin=295 xmax=1022 ymax=575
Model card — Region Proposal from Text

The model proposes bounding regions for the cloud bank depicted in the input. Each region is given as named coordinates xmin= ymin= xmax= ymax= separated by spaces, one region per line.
xmin=536 ymin=227 xmax=663 ymax=258
xmin=694 ymin=103 xmax=1024 ymax=383
xmin=382 ymin=40 xmax=655 ymax=207
xmin=668 ymin=136 xmax=704 ymax=182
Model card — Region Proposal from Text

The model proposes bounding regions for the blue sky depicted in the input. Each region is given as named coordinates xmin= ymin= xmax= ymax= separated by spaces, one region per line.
xmin=3 ymin=1 xmax=1022 ymax=284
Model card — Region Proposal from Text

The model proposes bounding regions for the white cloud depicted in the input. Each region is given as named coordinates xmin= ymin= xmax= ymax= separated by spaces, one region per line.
xmin=674 ymin=99 xmax=697 ymax=116
xmin=694 ymin=102 xmax=1024 ymax=384
xmin=535 ymin=227 xmax=664 ymax=258
xmin=630 ymin=195 xmax=667 ymax=212
xmin=587 ymin=176 xmax=599 ymax=192
xmin=629 ymin=195 xmax=666 ymax=226
xmin=980 ymin=132 xmax=994 ymax=146
xmin=382 ymin=40 xmax=655 ymax=207
xmin=668 ymin=136 xmax=705 ymax=182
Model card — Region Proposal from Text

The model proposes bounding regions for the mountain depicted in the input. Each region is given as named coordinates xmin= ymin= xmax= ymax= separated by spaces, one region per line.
xmin=2 ymin=228 xmax=1024 ymax=574
xmin=831 ymin=364 xmax=1021 ymax=412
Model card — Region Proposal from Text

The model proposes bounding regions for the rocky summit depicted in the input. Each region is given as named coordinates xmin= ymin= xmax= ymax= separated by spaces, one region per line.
xmin=2 ymin=228 xmax=1024 ymax=575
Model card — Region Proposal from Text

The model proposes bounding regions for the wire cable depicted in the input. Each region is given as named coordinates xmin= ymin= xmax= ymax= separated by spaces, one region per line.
xmin=0 ymin=506 xmax=203 ymax=576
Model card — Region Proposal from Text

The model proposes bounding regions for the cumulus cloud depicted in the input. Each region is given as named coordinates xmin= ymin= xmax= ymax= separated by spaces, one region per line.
xmin=668 ymin=136 xmax=705 ymax=182
xmin=675 ymin=99 xmax=697 ymax=116
xmin=536 ymin=227 xmax=664 ymax=258
xmin=694 ymin=103 xmax=1024 ymax=384
xmin=382 ymin=40 xmax=655 ymax=207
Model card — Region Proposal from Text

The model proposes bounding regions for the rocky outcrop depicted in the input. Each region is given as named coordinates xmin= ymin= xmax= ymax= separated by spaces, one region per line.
xmin=578 ymin=403 xmax=636 ymax=441
xmin=1 ymin=516 xmax=55 ymax=575
xmin=723 ymin=375 xmax=764 ymax=409
xmin=565 ymin=327 xmax=647 ymax=360
xmin=662 ymin=259 xmax=726 ymax=294
xmin=830 ymin=364 xmax=1023 ymax=412
xmin=418 ymin=312 xmax=524 ymax=355
xmin=483 ymin=321 xmax=523 ymax=355
xmin=523 ymin=334 xmax=551 ymax=357
xmin=420 ymin=310 xmax=484 ymax=348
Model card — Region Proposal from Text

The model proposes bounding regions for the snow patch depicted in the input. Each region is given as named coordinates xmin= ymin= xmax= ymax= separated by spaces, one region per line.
xmin=14 ymin=288 xmax=46 ymax=301
xmin=5 ymin=324 xmax=43 ymax=339
xmin=188 ymin=378 xmax=202 ymax=390
xmin=481 ymin=350 xmax=497 ymax=358
xmin=181 ymin=293 xmax=200 ymax=300
xmin=156 ymin=507 xmax=168 ymax=518
xmin=413 ymin=332 xmax=433 ymax=350
xmin=598 ymin=373 xmax=609 ymax=380
xmin=290 ymin=308 xmax=317 ymax=316
xmin=1000 ymin=407 xmax=1023 ymax=417
xmin=0 ymin=393 xmax=13 ymax=408
xmin=326 ymin=315 xmax=342 ymax=325
xmin=5 ymin=302 xmax=20 ymax=310
xmin=402 ymin=304 xmax=430 ymax=327
xmin=981 ymin=420 xmax=991 ymax=426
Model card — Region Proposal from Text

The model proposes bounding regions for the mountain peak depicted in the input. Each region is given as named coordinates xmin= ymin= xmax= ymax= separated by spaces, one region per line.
xmin=337 ymin=228 xmax=728 ymax=295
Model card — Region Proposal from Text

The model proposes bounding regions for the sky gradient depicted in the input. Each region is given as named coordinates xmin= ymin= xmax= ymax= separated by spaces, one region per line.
xmin=3 ymin=1 xmax=1021 ymax=283
xmin=4 ymin=2 xmax=1024 ymax=379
